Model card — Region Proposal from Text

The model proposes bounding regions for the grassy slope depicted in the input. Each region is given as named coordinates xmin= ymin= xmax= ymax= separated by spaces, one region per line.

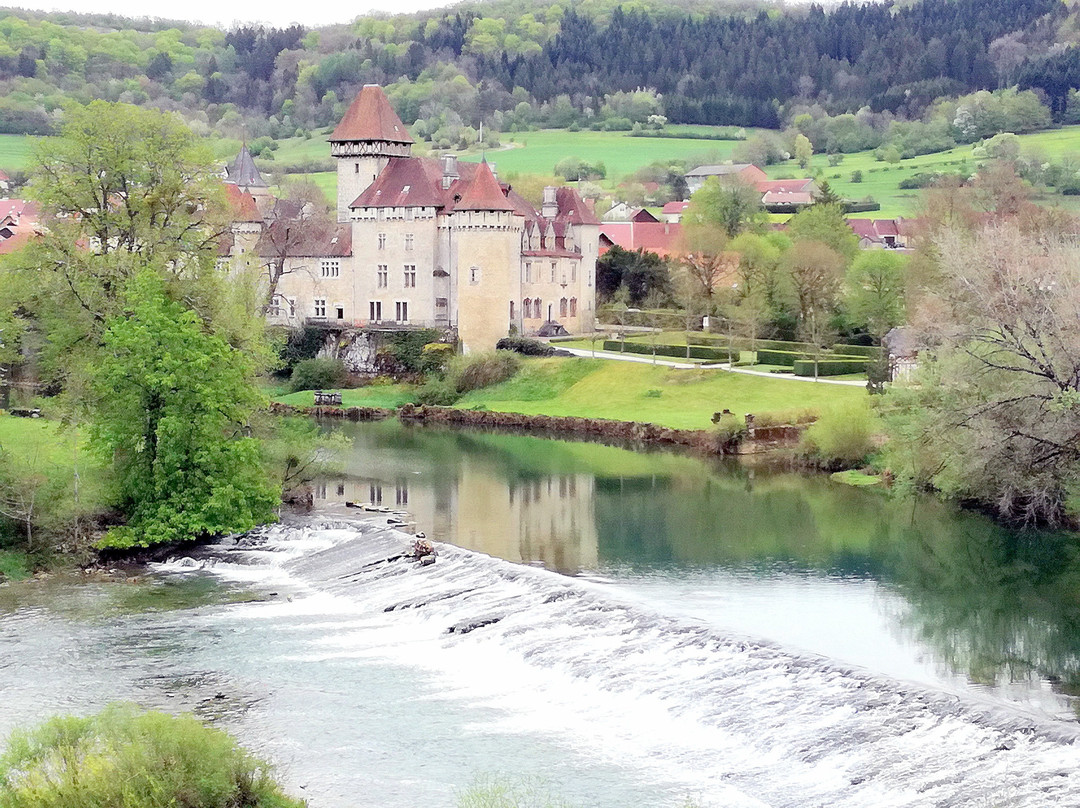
xmin=458 ymin=359 xmax=863 ymax=430
xmin=277 ymin=358 xmax=863 ymax=430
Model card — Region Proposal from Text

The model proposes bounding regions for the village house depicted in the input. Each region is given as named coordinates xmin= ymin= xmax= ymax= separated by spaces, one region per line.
xmin=684 ymin=163 xmax=768 ymax=194
xmin=225 ymin=84 xmax=600 ymax=353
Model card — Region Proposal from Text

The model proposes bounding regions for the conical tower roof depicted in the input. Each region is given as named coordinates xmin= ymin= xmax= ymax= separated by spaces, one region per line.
xmin=225 ymin=145 xmax=266 ymax=188
xmin=330 ymin=85 xmax=414 ymax=144
xmin=456 ymin=160 xmax=514 ymax=211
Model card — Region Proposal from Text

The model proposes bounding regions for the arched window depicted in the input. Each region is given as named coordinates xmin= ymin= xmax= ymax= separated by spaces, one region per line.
xmin=523 ymin=299 xmax=532 ymax=319
xmin=534 ymin=298 xmax=542 ymax=318
xmin=559 ymin=298 xmax=568 ymax=317
xmin=569 ymin=297 xmax=577 ymax=317
xmin=509 ymin=301 xmax=515 ymax=321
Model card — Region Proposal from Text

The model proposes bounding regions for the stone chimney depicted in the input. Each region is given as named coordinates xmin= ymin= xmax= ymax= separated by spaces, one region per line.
xmin=542 ymin=186 xmax=558 ymax=219
xmin=442 ymin=155 xmax=459 ymax=190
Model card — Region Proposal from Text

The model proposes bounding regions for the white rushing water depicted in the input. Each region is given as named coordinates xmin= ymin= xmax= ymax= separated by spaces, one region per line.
xmin=148 ymin=516 xmax=1080 ymax=808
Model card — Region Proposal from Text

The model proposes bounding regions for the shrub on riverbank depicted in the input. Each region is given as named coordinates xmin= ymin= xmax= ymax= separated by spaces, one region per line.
xmin=289 ymin=357 xmax=348 ymax=392
xmin=450 ymin=351 xmax=521 ymax=394
xmin=0 ymin=704 xmax=305 ymax=808
xmin=801 ymin=401 xmax=880 ymax=467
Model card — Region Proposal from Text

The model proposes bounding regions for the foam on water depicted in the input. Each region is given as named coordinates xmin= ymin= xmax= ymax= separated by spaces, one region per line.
xmin=177 ymin=518 xmax=1080 ymax=808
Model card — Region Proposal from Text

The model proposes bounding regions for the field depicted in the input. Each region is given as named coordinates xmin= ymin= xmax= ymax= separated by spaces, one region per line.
xmin=766 ymin=125 xmax=1080 ymax=219
xmin=0 ymin=134 xmax=37 ymax=172
xmin=277 ymin=356 xmax=864 ymax=430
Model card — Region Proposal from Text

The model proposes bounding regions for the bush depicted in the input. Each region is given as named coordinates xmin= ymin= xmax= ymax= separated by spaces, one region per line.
xmin=602 ymin=341 xmax=734 ymax=362
xmin=802 ymin=402 xmax=880 ymax=467
xmin=421 ymin=342 xmax=455 ymax=374
xmin=414 ymin=378 xmax=459 ymax=406
xmin=277 ymin=325 xmax=325 ymax=373
xmin=289 ymin=357 xmax=347 ymax=392
xmin=793 ymin=359 xmax=869 ymax=376
xmin=0 ymin=704 xmax=305 ymax=808
xmin=755 ymin=349 xmax=806 ymax=367
xmin=850 ymin=170 xmax=863 ymax=183
xmin=496 ymin=336 xmax=555 ymax=356
xmin=448 ymin=351 xmax=521 ymax=393
xmin=831 ymin=343 xmax=882 ymax=358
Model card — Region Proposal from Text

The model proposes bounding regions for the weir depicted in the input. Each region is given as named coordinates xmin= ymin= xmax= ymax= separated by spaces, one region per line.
xmin=186 ymin=517 xmax=1080 ymax=807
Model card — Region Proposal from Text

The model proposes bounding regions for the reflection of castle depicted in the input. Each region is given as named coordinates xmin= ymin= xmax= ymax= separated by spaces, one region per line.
xmin=315 ymin=467 xmax=597 ymax=574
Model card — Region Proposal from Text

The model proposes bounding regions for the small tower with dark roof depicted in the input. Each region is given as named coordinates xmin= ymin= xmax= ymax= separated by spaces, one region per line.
xmin=329 ymin=84 xmax=414 ymax=222
xmin=225 ymin=145 xmax=269 ymax=202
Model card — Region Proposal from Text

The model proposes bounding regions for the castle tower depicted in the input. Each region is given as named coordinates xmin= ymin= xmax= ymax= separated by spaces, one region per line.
xmin=451 ymin=160 xmax=522 ymax=353
xmin=329 ymin=85 xmax=414 ymax=222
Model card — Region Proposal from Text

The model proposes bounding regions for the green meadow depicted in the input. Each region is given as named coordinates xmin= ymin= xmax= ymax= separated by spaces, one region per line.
xmin=277 ymin=356 xmax=864 ymax=431
xmin=0 ymin=134 xmax=37 ymax=172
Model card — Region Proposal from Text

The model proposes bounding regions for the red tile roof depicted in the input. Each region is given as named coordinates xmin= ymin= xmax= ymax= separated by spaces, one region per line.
xmin=0 ymin=231 xmax=33 ymax=255
xmin=598 ymin=221 xmax=683 ymax=257
xmin=352 ymin=157 xmax=446 ymax=209
xmin=762 ymin=190 xmax=814 ymax=206
xmin=224 ymin=183 xmax=262 ymax=222
xmin=258 ymin=223 xmax=352 ymax=258
xmin=330 ymin=85 xmax=414 ymax=144
xmin=554 ymin=187 xmax=599 ymax=225
xmin=456 ymin=160 xmax=514 ymax=211
xmin=662 ymin=201 xmax=689 ymax=214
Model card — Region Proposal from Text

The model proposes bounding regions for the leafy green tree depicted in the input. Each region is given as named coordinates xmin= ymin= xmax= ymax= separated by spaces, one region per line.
xmin=684 ymin=176 xmax=765 ymax=239
xmin=845 ymin=251 xmax=907 ymax=340
xmin=89 ymin=272 xmax=278 ymax=548
xmin=787 ymin=203 xmax=859 ymax=264
xmin=7 ymin=101 xmax=256 ymax=386
xmin=595 ymin=246 xmax=671 ymax=306
xmin=794 ymin=133 xmax=813 ymax=169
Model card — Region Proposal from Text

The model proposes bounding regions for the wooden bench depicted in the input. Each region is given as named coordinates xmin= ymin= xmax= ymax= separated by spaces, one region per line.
xmin=313 ymin=391 xmax=342 ymax=406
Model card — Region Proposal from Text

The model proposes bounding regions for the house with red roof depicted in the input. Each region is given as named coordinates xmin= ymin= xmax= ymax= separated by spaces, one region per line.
xmin=598 ymin=221 xmax=683 ymax=259
xmin=0 ymin=199 xmax=39 ymax=255
xmin=248 ymin=85 xmax=599 ymax=352
xmin=847 ymin=218 xmax=911 ymax=250
xmin=685 ymin=164 xmax=767 ymax=194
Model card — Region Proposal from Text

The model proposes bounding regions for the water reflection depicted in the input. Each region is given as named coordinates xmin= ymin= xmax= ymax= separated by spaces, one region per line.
xmin=317 ymin=419 xmax=1080 ymax=718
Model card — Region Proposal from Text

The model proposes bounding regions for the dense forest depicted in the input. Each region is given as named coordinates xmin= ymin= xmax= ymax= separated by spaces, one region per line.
xmin=0 ymin=0 xmax=1078 ymax=140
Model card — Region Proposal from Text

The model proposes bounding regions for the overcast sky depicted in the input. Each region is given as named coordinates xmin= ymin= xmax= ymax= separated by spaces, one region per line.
xmin=4 ymin=0 xmax=454 ymax=28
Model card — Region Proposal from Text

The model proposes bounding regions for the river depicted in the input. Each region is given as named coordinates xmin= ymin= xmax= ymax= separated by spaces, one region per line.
xmin=2 ymin=418 xmax=1080 ymax=807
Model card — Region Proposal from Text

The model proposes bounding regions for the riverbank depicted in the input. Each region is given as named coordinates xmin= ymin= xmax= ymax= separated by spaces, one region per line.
xmin=274 ymin=357 xmax=866 ymax=431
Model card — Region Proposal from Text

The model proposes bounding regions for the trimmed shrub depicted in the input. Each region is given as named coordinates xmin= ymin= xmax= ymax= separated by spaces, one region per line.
xmin=755 ymin=349 xmax=806 ymax=367
xmin=448 ymin=351 xmax=521 ymax=393
xmin=0 ymin=704 xmax=305 ymax=808
xmin=496 ymin=336 xmax=555 ymax=356
xmin=793 ymin=358 xmax=869 ymax=376
xmin=802 ymin=402 xmax=880 ymax=466
xmin=289 ymin=357 xmax=348 ymax=392
xmin=602 ymin=341 xmax=734 ymax=362
xmin=831 ymin=343 xmax=882 ymax=358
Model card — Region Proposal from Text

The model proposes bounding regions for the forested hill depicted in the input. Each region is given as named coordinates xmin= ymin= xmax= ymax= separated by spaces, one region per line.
xmin=0 ymin=0 xmax=1072 ymax=139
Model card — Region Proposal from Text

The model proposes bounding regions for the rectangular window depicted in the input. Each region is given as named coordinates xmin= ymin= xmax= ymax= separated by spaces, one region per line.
xmin=377 ymin=265 xmax=388 ymax=288
xmin=335 ymin=305 xmax=344 ymax=320
xmin=378 ymin=233 xmax=386 ymax=249
xmin=287 ymin=298 xmax=296 ymax=317
xmin=403 ymin=264 xmax=416 ymax=288
xmin=395 ymin=301 xmax=409 ymax=322
xmin=314 ymin=299 xmax=326 ymax=318
xmin=369 ymin=484 xmax=382 ymax=504
xmin=405 ymin=208 xmax=415 ymax=222
xmin=321 ymin=259 xmax=340 ymax=278
xmin=435 ymin=298 xmax=448 ymax=308
xmin=571 ymin=264 xmax=577 ymax=282
xmin=470 ymin=266 xmax=480 ymax=285
xmin=404 ymin=234 xmax=415 ymax=250
xmin=369 ymin=301 xmax=382 ymax=321
xmin=355 ymin=163 xmax=360 ymax=174
xmin=524 ymin=262 xmax=531 ymax=283
xmin=551 ymin=262 xmax=557 ymax=283
xmin=396 ymin=484 xmax=408 ymax=506
xmin=267 ymin=296 xmax=281 ymax=317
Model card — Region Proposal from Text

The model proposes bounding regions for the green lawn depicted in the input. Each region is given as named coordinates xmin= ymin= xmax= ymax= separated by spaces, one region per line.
xmin=275 ymin=385 xmax=416 ymax=409
xmin=459 ymin=359 xmax=864 ymax=429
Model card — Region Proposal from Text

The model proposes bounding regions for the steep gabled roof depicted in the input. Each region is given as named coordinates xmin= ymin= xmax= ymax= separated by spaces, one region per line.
xmin=225 ymin=146 xmax=267 ymax=189
xmin=223 ymin=183 xmax=262 ymax=222
xmin=757 ymin=178 xmax=816 ymax=194
xmin=455 ymin=160 xmax=514 ymax=211
xmin=331 ymin=84 xmax=414 ymax=144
